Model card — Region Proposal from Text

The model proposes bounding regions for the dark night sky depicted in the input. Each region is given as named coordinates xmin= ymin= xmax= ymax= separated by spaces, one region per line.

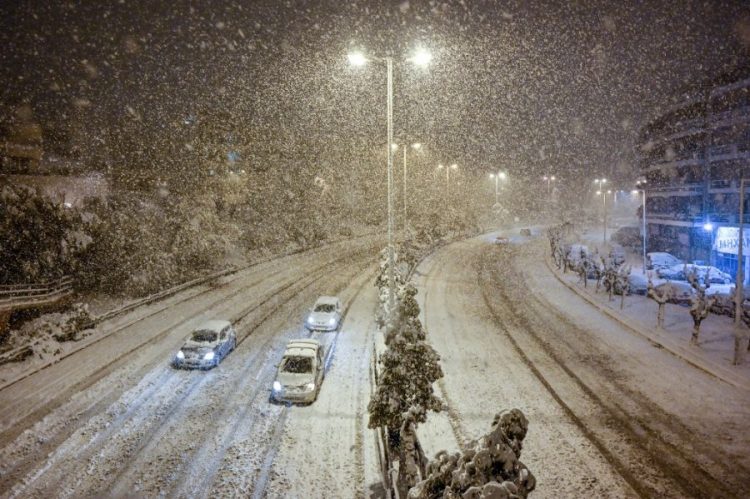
xmin=1 ymin=0 xmax=749 ymax=185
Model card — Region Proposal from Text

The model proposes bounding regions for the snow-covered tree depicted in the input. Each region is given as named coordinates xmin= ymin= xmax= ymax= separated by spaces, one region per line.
xmin=647 ymin=275 xmax=674 ymax=329
xmin=687 ymin=268 xmax=716 ymax=345
xmin=408 ymin=408 xmax=536 ymax=499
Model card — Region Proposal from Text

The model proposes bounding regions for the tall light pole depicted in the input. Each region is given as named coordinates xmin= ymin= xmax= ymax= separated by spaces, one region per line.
xmin=490 ymin=171 xmax=507 ymax=206
xmin=347 ymin=48 xmax=431 ymax=321
xmin=398 ymin=142 xmax=421 ymax=235
xmin=596 ymin=189 xmax=611 ymax=243
xmin=736 ymin=178 xmax=748 ymax=351
xmin=634 ymin=178 xmax=647 ymax=272
xmin=438 ymin=163 xmax=458 ymax=200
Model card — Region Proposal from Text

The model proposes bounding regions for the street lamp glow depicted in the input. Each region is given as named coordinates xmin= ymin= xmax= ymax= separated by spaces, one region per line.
xmin=437 ymin=163 xmax=444 ymax=169
xmin=411 ymin=48 xmax=432 ymax=66
xmin=703 ymin=222 xmax=714 ymax=232
xmin=450 ymin=163 xmax=458 ymax=170
xmin=347 ymin=52 xmax=367 ymax=66
xmin=550 ymin=175 xmax=556 ymax=181
xmin=499 ymin=172 xmax=507 ymax=180
xmin=412 ymin=143 xmax=422 ymax=150
xmin=596 ymin=190 xmax=602 ymax=195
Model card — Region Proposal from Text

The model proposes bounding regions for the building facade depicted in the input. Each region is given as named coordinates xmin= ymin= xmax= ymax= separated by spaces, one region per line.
xmin=637 ymin=69 xmax=750 ymax=284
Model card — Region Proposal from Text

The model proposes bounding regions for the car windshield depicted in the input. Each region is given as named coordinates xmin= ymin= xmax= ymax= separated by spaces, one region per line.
xmin=314 ymin=304 xmax=335 ymax=313
xmin=191 ymin=330 xmax=217 ymax=342
xmin=281 ymin=356 xmax=313 ymax=373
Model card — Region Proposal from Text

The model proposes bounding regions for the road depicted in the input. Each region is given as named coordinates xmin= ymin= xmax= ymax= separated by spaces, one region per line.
xmin=1 ymin=230 xmax=749 ymax=498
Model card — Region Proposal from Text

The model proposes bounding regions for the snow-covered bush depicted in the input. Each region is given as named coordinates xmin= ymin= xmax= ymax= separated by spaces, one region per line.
xmin=408 ymin=408 xmax=536 ymax=499
xmin=368 ymin=285 xmax=444 ymax=432
xmin=0 ymin=185 xmax=86 ymax=283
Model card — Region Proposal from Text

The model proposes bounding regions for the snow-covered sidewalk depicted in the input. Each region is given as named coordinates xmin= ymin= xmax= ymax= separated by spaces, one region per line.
xmin=545 ymin=252 xmax=750 ymax=391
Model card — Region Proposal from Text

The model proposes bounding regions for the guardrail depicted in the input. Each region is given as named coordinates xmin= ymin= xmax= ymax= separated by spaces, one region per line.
xmin=0 ymin=277 xmax=74 ymax=312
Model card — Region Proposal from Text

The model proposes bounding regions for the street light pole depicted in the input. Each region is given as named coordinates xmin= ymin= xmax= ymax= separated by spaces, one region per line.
xmin=386 ymin=56 xmax=395 ymax=316
xmin=736 ymin=179 xmax=747 ymax=331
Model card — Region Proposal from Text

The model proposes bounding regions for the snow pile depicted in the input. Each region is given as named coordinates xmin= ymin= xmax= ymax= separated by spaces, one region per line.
xmin=408 ymin=409 xmax=536 ymax=499
xmin=0 ymin=303 xmax=93 ymax=365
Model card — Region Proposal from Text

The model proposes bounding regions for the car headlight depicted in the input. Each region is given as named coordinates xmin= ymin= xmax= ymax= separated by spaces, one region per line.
xmin=305 ymin=382 xmax=315 ymax=392
xmin=273 ymin=381 xmax=282 ymax=392
xmin=307 ymin=316 xmax=315 ymax=324
xmin=204 ymin=351 xmax=215 ymax=361
xmin=176 ymin=350 xmax=185 ymax=360
xmin=328 ymin=317 xmax=336 ymax=326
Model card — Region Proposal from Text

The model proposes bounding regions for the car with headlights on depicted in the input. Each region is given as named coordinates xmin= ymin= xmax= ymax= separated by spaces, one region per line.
xmin=271 ymin=339 xmax=325 ymax=404
xmin=305 ymin=296 xmax=342 ymax=331
xmin=172 ymin=320 xmax=237 ymax=369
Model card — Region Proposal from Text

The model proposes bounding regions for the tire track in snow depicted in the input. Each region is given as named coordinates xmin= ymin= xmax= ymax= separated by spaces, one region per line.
xmin=479 ymin=243 xmax=741 ymax=498
xmin=102 ymin=253 xmax=374 ymax=498
xmin=228 ymin=264 xmax=377 ymax=499
xmin=7 ymin=247 xmax=376 ymax=497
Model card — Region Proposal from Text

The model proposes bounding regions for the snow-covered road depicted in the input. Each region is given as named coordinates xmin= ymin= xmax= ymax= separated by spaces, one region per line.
xmin=0 ymin=236 xmax=384 ymax=498
xmin=2 ymin=230 xmax=749 ymax=498
xmin=414 ymin=231 xmax=750 ymax=498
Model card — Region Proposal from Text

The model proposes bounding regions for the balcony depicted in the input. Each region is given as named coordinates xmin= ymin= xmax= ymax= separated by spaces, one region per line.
xmin=708 ymin=144 xmax=740 ymax=161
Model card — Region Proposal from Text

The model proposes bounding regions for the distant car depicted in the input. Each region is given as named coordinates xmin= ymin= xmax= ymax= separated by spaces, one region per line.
xmin=173 ymin=320 xmax=237 ymax=369
xmin=493 ymin=235 xmax=510 ymax=244
xmin=306 ymin=296 xmax=342 ymax=331
xmin=647 ymin=252 xmax=682 ymax=271
xmin=520 ymin=228 xmax=532 ymax=236
xmin=271 ymin=339 xmax=325 ymax=404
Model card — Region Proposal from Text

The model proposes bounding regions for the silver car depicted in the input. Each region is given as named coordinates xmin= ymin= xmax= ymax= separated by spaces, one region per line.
xmin=173 ymin=320 xmax=237 ymax=369
xmin=305 ymin=296 xmax=342 ymax=331
xmin=271 ymin=339 xmax=325 ymax=404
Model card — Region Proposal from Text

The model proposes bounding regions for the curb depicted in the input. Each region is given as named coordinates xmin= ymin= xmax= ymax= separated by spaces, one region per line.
xmin=544 ymin=255 xmax=750 ymax=392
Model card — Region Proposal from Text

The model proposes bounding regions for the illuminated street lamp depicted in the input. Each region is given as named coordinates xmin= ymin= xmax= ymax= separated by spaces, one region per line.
xmin=347 ymin=48 xmax=431 ymax=320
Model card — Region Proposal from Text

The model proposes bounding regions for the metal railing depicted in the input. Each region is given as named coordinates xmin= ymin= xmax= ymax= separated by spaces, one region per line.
xmin=0 ymin=277 xmax=74 ymax=311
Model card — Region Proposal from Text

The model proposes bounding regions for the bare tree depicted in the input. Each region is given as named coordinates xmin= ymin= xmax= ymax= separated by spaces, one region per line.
xmin=647 ymin=274 xmax=674 ymax=329
xmin=617 ymin=265 xmax=631 ymax=310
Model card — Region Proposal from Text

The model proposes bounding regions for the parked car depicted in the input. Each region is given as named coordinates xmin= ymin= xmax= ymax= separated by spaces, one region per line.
xmin=493 ymin=235 xmax=509 ymax=245
xmin=271 ymin=339 xmax=325 ymax=404
xmin=657 ymin=264 xmax=733 ymax=285
xmin=627 ymin=273 xmax=649 ymax=295
xmin=173 ymin=320 xmax=237 ymax=369
xmin=608 ymin=244 xmax=626 ymax=266
xmin=520 ymin=228 xmax=532 ymax=236
xmin=306 ymin=296 xmax=342 ymax=331
xmin=646 ymin=252 xmax=682 ymax=271
xmin=565 ymin=244 xmax=590 ymax=266
xmin=653 ymin=281 xmax=695 ymax=306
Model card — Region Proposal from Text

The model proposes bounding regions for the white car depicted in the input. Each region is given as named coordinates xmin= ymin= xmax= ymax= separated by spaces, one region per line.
xmin=305 ymin=296 xmax=342 ymax=331
xmin=271 ymin=339 xmax=325 ymax=404
xmin=647 ymin=252 xmax=682 ymax=271
xmin=172 ymin=320 xmax=237 ymax=369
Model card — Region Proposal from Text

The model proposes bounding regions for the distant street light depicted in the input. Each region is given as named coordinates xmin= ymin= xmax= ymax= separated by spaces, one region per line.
xmin=347 ymin=48 xmax=431 ymax=321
